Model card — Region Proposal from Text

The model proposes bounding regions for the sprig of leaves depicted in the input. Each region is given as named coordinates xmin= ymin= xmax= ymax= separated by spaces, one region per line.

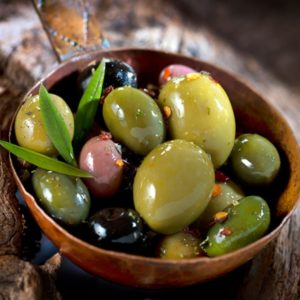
xmin=0 ymin=141 xmax=92 ymax=178
xmin=74 ymin=58 xmax=106 ymax=146
xmin=39 ymin=84 xmax=76 ymax=166
xmin=0 ymin=58 xmax=108 ymax=178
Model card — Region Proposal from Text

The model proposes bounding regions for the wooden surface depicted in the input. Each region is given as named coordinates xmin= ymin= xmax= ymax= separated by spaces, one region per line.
xmin=0 ymin=0 xmax=300 ymax=299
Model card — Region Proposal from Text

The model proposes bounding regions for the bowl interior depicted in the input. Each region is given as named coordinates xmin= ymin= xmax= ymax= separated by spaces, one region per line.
xmin=10 ymin=48 xmax=300 ymax=288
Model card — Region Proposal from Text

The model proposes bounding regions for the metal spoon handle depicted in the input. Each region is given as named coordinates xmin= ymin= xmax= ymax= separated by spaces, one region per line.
xmin=32 ymin=0 xmax=109 ymax=62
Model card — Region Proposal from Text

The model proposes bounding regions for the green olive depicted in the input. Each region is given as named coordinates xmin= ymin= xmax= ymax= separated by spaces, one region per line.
xmin=201 ymin=195 xmax=270 ymax=256
xmin=133 ymin=139 xmax=214 ymax=234
xmin=229 ymin=133 xmax=281 ymax=186
xmin=158 ymin=72 xmax=236 ymax=168
xmin=159 ymin=232 xmax=203 ymax=259
xmin=103 ymin=86 xmax=165 ymax=155
xmin=32 ymin=169 xmax=91 ymax=226
xmin=15 ymin=94 xmax=74 ymax=156
xmin=196 ymin=180 xmax=244 ymax=227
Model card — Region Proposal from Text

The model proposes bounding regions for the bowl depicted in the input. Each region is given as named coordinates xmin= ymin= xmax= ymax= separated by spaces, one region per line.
xmin=8 ymin=48 xmax=300 ymax=288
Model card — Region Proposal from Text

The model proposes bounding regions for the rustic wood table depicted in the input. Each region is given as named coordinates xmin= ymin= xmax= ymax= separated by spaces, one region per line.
xmin=0 ymin=0 xmax=300 ymax=299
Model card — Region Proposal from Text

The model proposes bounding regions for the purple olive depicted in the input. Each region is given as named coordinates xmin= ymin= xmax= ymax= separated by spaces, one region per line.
xmin=159 ymin=64 xmax=197 ymax=85
xmin=79 ymin=133 xmax=123 ymax=197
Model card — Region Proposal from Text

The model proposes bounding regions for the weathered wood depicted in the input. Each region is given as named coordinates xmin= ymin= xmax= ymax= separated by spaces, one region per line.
xmin=0 ymin=255 xmax=42 ymax=299
xmin=0 ymin=254 xmax=61 ymax=300
xmin=174 ymin=0 xmax=300 ymax=94
xmin=0 ymin=146 xmax=22 ymax=256
xmin=0 ymin=0 xmax=300 ymax=299
xmin=0 ymin=0 xmax=57 ymax=90
xmin=0 ymin=79 xmax=24 ymax=256
xmin=32 ymin=0 xmax=105 ymax=61
xmin=0 ymin=78 xmax=62 ymax=299
xmin=238 ymin=205 xmax=300 ymax=300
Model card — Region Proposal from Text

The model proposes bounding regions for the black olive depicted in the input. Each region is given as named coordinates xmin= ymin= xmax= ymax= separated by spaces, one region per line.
xmin=88 ymin=207 xmax=144 ymax=252
xmin=103 ymin=59 xmax=138 ymax=89
xmin=78 ymin=59 xmax=137 ymax=94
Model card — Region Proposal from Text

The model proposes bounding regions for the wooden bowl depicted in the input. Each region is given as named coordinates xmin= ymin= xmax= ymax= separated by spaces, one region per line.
xmin=9 ymin=48 xmax=300 ymax=289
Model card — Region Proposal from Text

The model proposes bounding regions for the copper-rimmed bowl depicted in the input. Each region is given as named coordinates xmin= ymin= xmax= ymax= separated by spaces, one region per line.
xmin=9 ymin=48 xmax=300 ymax=289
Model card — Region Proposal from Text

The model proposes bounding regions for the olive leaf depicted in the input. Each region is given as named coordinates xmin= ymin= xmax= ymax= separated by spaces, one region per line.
xmin=0 ymin=140 xmax=92 ymax=178
xmin=39 ymin=84 xmax=76 ymax=166
xmin=73 ymin=58 xmax=106 ymax=146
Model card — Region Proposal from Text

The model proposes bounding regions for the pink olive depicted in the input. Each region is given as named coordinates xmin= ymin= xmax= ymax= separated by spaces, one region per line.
xmin=159 ymin=64 xmax=197 ymax=85
xmin=79 ymin=134 xmax=123 ymax=197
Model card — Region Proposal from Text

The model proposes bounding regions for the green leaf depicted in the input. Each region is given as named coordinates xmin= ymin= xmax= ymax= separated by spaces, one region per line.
xmin=0 ymin=140 xmax=92 ymax=178
xmin=74 ymin=58 xmax=106 ymax=145
xmin=39 ymin=84 xmax=76 ymax=166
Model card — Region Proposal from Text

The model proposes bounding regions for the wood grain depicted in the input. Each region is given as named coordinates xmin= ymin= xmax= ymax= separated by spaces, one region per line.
xmin=0 ymin=0 xmax=299 ymax=299
xmin=0 ymin=254 xmax=61 ymax=299
xmin=0 ymin=79 xmax=23 ymax=257
xmin=32 ymin=0 xmax=105 ymax=61
xmin=0 ymin=78 xmax=62 ymax=299
xmin=239 ymin=206 xmax=300 ymax=300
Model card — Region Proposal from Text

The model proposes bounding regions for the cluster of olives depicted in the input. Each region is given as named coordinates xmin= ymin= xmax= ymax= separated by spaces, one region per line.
xmin=14 ymin=58 xmax=281 ymax=259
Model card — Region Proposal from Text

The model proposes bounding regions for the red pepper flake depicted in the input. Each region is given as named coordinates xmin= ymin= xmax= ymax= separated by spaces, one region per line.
xmin=100 ymin=85 xmax=114 ymax=104
xmin=220 ymin=227 xmax=232 ymax=236
xmin=99 ymin=131 xmax=112 ymax=140
xmin=207 ymin=220 xmax=216 ymax=228
xmin=212 ymin=184 xmax=222 ymax=197
xmin=213 ymin=211 xmax=228 ymax=223
xmin=163 ymin=105 xmax=172 ymax=119
xmin=115 ymin=159 xmax=124 ymax=168
xmin=215 ymin=170 xmax=230 ymax=182
xmin=162 ymin=67 xmax=172 ymax=82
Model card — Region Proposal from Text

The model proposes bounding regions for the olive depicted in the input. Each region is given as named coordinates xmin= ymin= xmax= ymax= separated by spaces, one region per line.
xmin=103 ymin=59 xmax=137 ymax=89
xmin=159 ymin=64 xmax=197 ymax=86
xmin=133 ymin=139 xmax=214 ymax=235
xmin=79 ymin=134 xmax=123 ymax=197
xmin=32 ymin=169 xmax=90 ymax=226
xmin=229 ymin=133 xmax=281 ymax=186
xmin=158 ymin=72 xmax=236 ymax=168
xmin=201 ymin=195 xmax=271 ymax=256
xmin=196 ymin=179 xmax=244 ymax=227
xmin=79 ymin=58 xmax=137 ymax=92
xmin=158 ymin=232 xmax=203 ymax=259
xmin=119 ymin=146 xmax=143 ymax=191
xmin=88 ymin=207 xmax=144 ymax=250
xmin=15 ymin=94 xmax=74 ymax=156
xmin=103 ymin=86 xmax=165 ymax=155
